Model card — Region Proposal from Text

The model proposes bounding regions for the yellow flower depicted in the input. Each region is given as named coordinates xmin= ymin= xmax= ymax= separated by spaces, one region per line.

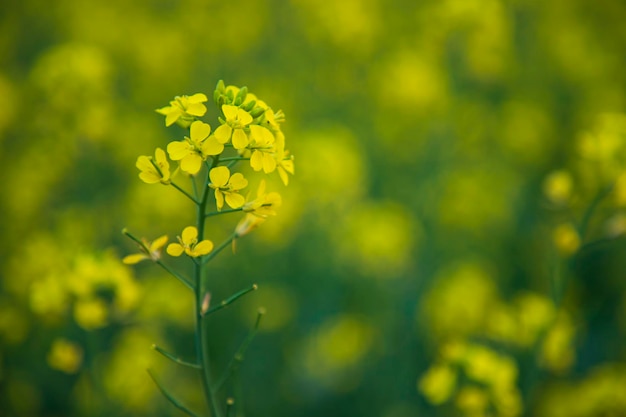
xmin=249 ymin=125 xmax=277 ymax=173
xmin=243 ymin=180 xmax=282 ymax=217
xmin=47 ymin=338 xmax=83 ymax=374
xmin=209 ymin=166 xmax=248 ymax=210
xmin=167 ymin=226 xmax=213 ymax=257
xmin=156 ymin=93 xmax=208 ymax=127
xmin=136 ymin=148 xmax=170 ymax=184
xmin=274 ymin=131 xmax=295 ymax=185
xmin=122 ymin=235 xmax=168 ymax=264
xmin=235 ymin=213 xmax=267 ymax=238
xmin=167 ymin=121 xmax=217 ymax=175
xmin=214 ymin=104 xmax=253 ymax=149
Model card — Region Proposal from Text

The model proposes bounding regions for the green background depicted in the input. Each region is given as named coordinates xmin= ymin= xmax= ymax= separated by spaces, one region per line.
xmin=1 ymin=0 xmax=626 ymax=416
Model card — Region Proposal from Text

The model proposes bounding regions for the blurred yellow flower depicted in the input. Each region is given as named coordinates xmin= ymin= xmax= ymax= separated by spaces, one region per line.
xmin=553 ymin=223 xmax=581 ymax=256
xmin=74 ymin=298 xmax=108 ymax=330
xmin=167 ymin=121 xmax=215 ymax=175
xmin=47 ymin=338 xmax=83 ymax=374
xmin=167 ymin=226 xmax=213 ymax=258
xmin=214 ymin=104 xmax=253 ymax=149
xmin=209 ymin=166 xmax=248 ymax=210
xmin=243 ymin=180 xmax=282 ymax=218
xmin=122 ymin=235 xmax=168 ymax=265
xmin=543 ymin=170 xmax=574 ymax=206
xmin=136 ymin=148 xmax=170 ymax=185
xmin=418 ymin=363 xmax=457 ymax=405
xmin=156 ymin=93 xmax=208 ymax=127
xmin=234 ymin=213 xmax=267 ymax=238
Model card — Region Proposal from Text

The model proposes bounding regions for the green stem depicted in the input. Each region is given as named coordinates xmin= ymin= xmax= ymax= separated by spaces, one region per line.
xmin=214 ymin=310 xmax=264 ymax=393
xmin=578 ymin=183 xmax=614 ymax=241
xmin=155 ymin=260 xmax=194 ymax=291
xmin=219 ymin=157 xmax=250 ymax=162
xmin=170 ymin=181 xmax=200 ymax=205
xmin=202 ymin=233 xmax=238 ymax=265
xmin=204 ymin=284 xmax=258 ymax=316
xmin=195 ymin=156 xmax=224 ymax=417
xmin=205 ymin=207 xmax=244 ymax=218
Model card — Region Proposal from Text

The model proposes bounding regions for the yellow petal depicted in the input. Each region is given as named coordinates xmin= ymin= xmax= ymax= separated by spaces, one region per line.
xmin=256 ymin=180 xmax=267 ymax=197
xmin=201 ymin=137 xmax=224 ymax=156
xmin=222 ymin=104 xmax=239 ymax=121
xmin=249 ymin=125 xmax=274 ymax=146
xmin=181 ymin=226 xmax=198 ymax=245
xmin=237 ymin=108 xmax=253 ymax=125
xmin=167 ymin=141 xmax=190 ymax=161
xmin=229 ymin=173 xmax=248 ymax=190
xmin=215 ymin=189 xmax=225 ymax=210
xmin=150 ymin=235 xmax=169 ymax=251
xmin=154 ymin=148 xmax=167 ymax=164
xmin=278 ymin=167 xmax=289 ymax=186
xmin=225 ymin=192 xmax=245 ymax=209
xmin=193 ymin=240 xmax=214 ymax=256
xmin=214 ymin=124 xmax=232 ymax=144
xmin=188 ymin=93 xmax=208 ymax=103
xmin=122 ymin=253 xmax=148 ymax=264
xmin=186 ymin=102 xmax=207 ymax=117
xmin=180 ymin=154 xmax=202 ymax=175
xmin=232 ymin=129 xmax=249 ymax=149
xmin=250 ymin=150 xmax=264 ymax=171
xmin=166 ymin=243 xmax=184 ymax=257
xmin=139 ymin=171 xmax=161 ymax=184
xmin=190 ymin=121 xmax=211 ymax=142
xmin=136 ymin=155 xmax=154 ymax=171
xmin=165 ymin=112 xmax=180 ymax=127
xmin=263 ymin=153 xmax=277 ymax=173
xmin=210 ymin=166 xmax=230 ymax=187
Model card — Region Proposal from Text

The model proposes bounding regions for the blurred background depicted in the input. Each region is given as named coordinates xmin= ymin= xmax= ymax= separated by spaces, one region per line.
xmin=2 ymin=0 xmax=626 ymax=416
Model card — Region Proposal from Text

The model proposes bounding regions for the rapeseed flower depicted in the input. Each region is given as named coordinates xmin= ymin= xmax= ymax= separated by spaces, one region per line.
xmin=249 ymin=125 xmax=277 ymax=173
xmin=214 ymin=105 xmax=253 ymax=149
xmin=167 ymin=226 xmax=213 ymax=258
xmin=156 ymin=93 xmax=208 ymax=127
xmin=209 ymin=166 xmax=248 ymax=210
xmin=122 ymin=235 xmax=168 ymax=265
xmin=167 ymin=121 xmax=218 ymax=175
xmin=243 ymin=180 xmax=282 ymax=217
xmin=274 ymin=131 xmax=295 ymax=185
xmin=136 ymin=148 xmax=171 ymax=184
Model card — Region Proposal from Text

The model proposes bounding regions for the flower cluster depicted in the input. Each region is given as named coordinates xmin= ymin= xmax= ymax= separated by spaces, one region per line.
xmin=126 ymin=80 xmax=293 ymax=260
xmin=122 ymin=82 xmax=293 ymax=415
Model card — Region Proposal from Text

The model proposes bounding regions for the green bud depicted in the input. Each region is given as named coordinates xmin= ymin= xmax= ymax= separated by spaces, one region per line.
xmin=214 ymin=80 xmax=226 ymax=106
xmin=234 ymin=86 xmax=248 ymax=106
xmin=242 ymin=100 xmax=256 ymax=112
xmin=250 ymin=107 xmax=265 ymax=118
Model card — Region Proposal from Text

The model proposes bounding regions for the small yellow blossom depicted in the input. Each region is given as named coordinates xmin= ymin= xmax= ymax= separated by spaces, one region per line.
xmin=214 ymin=105 xmax=253 ymax=149
xmin=47 ymin=338 xmax=83 ymax=374
xmin=249 ymin=125 xmax=277 ymax=173
xmin=136 ymin=148 xmax=171 ymax=184
xmin=167 ymin=121 xmax=217 ymax=175
xmin=122 ymin=235 xmax=168 ymax=264
xmin=167 ymin=226 xmax=213 ymax=258
xmin=243 ymin=180 xmax=282 ymax=217
xmin=156 ymin=93 xmax=208 ymax=127
xmin=553 ymin=223 xmax=581 ymax=256
xmin=274 ymin=131 xmax=295 ymax=185
xmin=209 ymin=166 xmax=248 ymax=210
xmin=418 ymin=363 xmax=457 ymax=405
xmin=235 ymin=213 xmax=268 ymax=238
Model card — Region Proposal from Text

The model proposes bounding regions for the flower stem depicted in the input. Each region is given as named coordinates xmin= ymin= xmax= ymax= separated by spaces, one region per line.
xmin=205 ymin=207 xmax=243 ymax=218
xmin=194 ymin=157 xmax=224 ymax=417
xmin=170 ymin=181 xmax=200 ymax=205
